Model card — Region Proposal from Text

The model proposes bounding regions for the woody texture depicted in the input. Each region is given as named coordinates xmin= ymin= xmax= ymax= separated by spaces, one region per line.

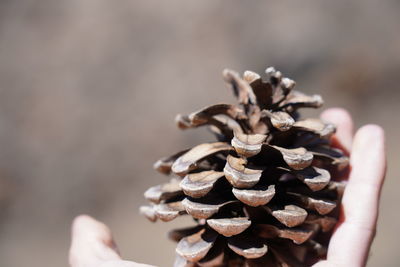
xmin=140 ymin=67 xmax=349 ymax=267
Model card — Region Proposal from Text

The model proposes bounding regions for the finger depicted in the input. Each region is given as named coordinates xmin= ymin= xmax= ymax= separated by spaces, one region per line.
xmin=321 ymin=108 xmax=354 ymax=153
xmin=69 ymin=215 xmax=121 ymax=267
xmin=326 ymin=125 xmax=386 ymax=266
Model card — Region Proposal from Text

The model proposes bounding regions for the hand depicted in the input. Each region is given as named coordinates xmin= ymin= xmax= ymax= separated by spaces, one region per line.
xmin=68 ymin=108 xmax=386 ymax=267
xmin=69 ymin=215 xmax=156 ymax=267
xmin=313 ymin=108 xmax=386 ymax=267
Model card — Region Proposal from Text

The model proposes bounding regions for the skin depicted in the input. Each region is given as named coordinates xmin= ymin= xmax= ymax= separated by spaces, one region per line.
xmin=69 ymin=108 xmax=386 ymax=267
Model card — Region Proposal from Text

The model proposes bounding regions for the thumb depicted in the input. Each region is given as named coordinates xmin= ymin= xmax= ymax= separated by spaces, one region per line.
xmin=69 ymin=215 xmax=121 ymax=267
xmin=69 ymin=215 xmax=155 ymax=267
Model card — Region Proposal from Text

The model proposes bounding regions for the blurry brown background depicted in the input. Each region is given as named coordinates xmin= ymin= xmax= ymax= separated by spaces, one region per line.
xmin=0 ymin=1 xmax=399 ymax=266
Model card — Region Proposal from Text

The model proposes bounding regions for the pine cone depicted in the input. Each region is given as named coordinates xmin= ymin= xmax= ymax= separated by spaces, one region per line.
xmin=140 ymin=67 xmax=349 ymax=267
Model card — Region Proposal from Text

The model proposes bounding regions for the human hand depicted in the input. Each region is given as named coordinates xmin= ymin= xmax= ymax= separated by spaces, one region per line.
xmin=313 ymin=108 xmax=386 ymax=267
xmin=68 ymin=108 xmax=386 ymax=267
xmin=69 ymin=215 xmax=156 ymax=267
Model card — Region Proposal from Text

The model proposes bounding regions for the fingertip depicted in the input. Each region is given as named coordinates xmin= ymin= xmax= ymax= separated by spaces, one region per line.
xmin=321 ymin=108 xmax=353 ymax=127
xmin=72 ymin=214 xmax=99 ymax=232
xmin=352 ymin=124 xmax=386 ymax=177
xmin=72 ymin=214 xmax=91 ymax=237
xmin=72 ymin=214 xmax=94 ymax=228
xmin=321 ymin=107 xmax=348 ymax=117
xmin=321 ymin=108 xmax=354 ymax=133
xmin=355 ymin=124 xmax=385 ymax=142
xmin=70 ymin=215 xmax=121 ymax=266
xmin=352 ymin=124 xmax=385 ymax=158
xmin=321 ymin=107 xmax=354 ymax=152
xmin=72 ymin=214 xmax=113 ymax=243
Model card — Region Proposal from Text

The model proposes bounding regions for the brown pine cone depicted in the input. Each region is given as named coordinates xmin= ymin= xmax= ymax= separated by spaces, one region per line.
xmin=141 ymin=67 xmax=348 ymax=267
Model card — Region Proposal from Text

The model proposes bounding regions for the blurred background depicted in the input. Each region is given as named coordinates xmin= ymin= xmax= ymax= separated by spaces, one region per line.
xmin=0 ymin=1 xmax=399 ymax=266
